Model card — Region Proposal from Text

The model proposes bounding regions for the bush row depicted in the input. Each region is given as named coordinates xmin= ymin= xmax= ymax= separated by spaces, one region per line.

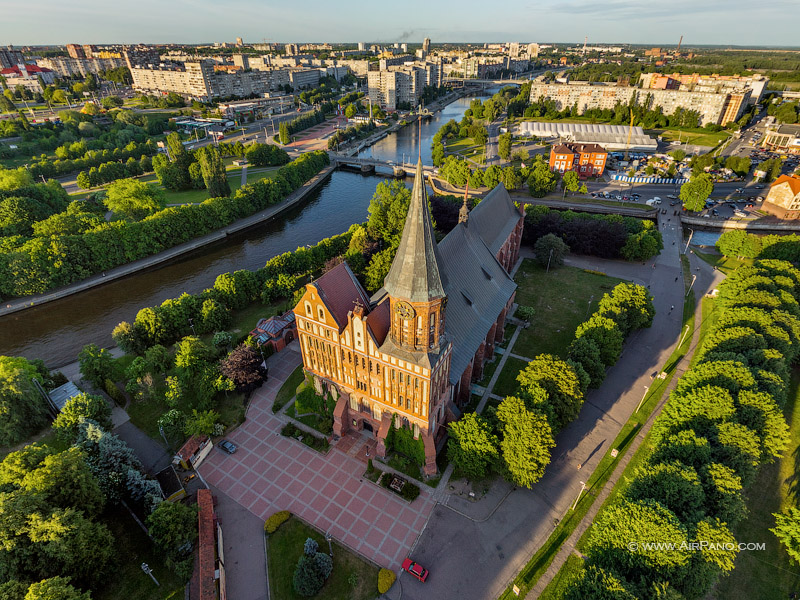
xmin=111 ymin=225 xmax=351 ymax=354
xmin=0 ymin=150 xmax=330 ymax=298
xmin=567 ymin=283 xmax=655 ymax=390
xmin=523 ymin=204 xmax=663 ymax=261
xmin=26 ymin=139 xmax=158 ymax=180
xmin=565 ymin=259 xmax=800 ymax=599
xmin=716 ymin=230 xmax=800 ymax=262
xmin=77 ymin=154 xmax=154 ymax=188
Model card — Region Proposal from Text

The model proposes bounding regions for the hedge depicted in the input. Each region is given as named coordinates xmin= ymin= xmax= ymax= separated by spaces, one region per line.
xmin=264 ymin=510 xmax=291 ymax=534
xmin=0 ymin=150 xmax=330 ymax=298
xmin=378 ymin=568 xmax=396 ymax=594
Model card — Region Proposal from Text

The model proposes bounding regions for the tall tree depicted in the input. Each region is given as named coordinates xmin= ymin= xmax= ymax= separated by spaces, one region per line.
xmin=497 ymin=396 xmax=555 ymax=488
xmin=680 ymin=173 xmax=714 ymax=212
xmin=0 ymin=357 xmax=50 ymax=446
xmin=446 ymin=413 xmax=499 ymax=480
xmin=104 ymin=178 xmax=165 ymax=221
xmin=195 ymin=146 xmax=230 ymax=199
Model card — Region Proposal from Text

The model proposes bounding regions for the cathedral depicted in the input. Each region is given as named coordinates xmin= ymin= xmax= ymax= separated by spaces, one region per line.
xmin=292 ymin=158 xmax=523 ymax=475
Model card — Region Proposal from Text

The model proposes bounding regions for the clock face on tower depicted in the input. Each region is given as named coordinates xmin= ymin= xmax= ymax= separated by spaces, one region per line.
xmin=394 ymin=301 xmax=415 ymax=320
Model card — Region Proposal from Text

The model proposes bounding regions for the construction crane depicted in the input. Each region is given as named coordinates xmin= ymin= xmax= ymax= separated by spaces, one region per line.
xmin=677 ymin=35 xmax=683 ymax=54
xmin=582 ymin=36 xmax=588 ymax=56
xmin=624 ymin=109 xmax=634 ymax=162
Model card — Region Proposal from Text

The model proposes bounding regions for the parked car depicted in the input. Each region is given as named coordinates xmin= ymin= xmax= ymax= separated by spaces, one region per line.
xmin=218 ymin=440 xmax=238 ymax=454
xmin=402 ymin=559 xmax=429 ymax=583
xmin=712 ymin=209 xmax=720 ymax=216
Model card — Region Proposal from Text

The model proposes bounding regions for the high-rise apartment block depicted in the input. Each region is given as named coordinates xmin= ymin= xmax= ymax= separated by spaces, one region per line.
xmin=0 ymin=47 xmax=24 ymax=69
xmin=422 ymin=37 xmax=431 ymax=54
xmin=38 ymin=55 xmax=125 ymax=76
xmin=367 ymin=61 xmax=441 ymax=110
xmin=285 ymin=43 xmax=299 ymax=56
xmin=528 ymin=81 xmax=755 ymax=126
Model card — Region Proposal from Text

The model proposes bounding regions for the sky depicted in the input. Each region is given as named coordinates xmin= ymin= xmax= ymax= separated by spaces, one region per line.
xmin=5 ymin=0 xmax=798 ymax=47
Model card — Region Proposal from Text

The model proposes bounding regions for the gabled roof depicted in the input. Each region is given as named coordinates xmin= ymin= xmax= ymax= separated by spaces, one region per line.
xmin=438 ymin=222 xmax=517 ymax=385
xmin=0 ymin=64 xmax=52 ymax=76
xmin=771 ymin=174 xmax=800 ymax=196
xmin=312 ymin=262 xmax=371 ymax=331
xmin=551 ymin=144 xmax=576 ymax=155
xmin=382 ymin=158 xmax=447 ymax=303
xmin=365 ymin=299 xmax=390 ymax=345
xmin=467 ymin=183 xmax=522 ymax=255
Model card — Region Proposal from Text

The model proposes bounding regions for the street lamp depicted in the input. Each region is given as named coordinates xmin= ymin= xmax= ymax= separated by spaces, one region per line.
xmin=570 ymin=481 xmax=586 ymax=511
xmin=687 ymin=274 xmax=697 ymax=297
xmin=141 ymin=563 xmax=159 ymax=586
xmin=683 ymin=228 xmax=694 ymax=255
xmin=586 ymin=295 xmax=594 ymax=318
xmin=635 ymin=385 xmax=650 ymax=413
xmin=188 ymin=318 xmax=196 ymax=336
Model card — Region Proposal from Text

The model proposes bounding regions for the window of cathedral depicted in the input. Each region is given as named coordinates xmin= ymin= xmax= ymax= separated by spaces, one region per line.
xmin=318 ymin=307 xmax=325 ymax=321
xmin=305 ymin=302 xmax=312 ymax=317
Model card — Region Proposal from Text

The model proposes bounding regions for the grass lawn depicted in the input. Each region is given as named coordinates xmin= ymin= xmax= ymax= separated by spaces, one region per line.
xmin=538 ymin=554 xmax=586 ymax=600
xmin=712 ymin=369 xmax=800 ymax=600
xmin=492 ymin=357 xmax=529 ymax=398
xmin=512 ymin=260 xmax=625 ymax=359
xmin=96 ymin=506 xmax=185 ymax=600
xmin=694 ymin=250 xmax=753 ymax=276
xmin=274 ymin=366 xmax=305 ymax=413
xmin=476 ymin=355 xmax=502 ymax=387
xmin=267 ymin=516 xmax=379 ymax=600
xmin=646 ymin=127 xmax=731 ymax=148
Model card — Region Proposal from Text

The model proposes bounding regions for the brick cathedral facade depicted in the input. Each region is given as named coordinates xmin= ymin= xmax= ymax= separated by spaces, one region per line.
xmin=293 ymin=160 xmax=523 ymax=475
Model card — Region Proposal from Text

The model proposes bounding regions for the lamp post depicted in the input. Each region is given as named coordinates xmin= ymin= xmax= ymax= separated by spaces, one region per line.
xmin=546 ymin=248 xmax=554 ymax=273
xmin=635 ymin=385 xmax=650 ymax=413
xmin=687 ymin=274 xmax=697 ymax=297
xmin=188 ymin=318 xmax=196 ymax=336
xmin=683 ymin=228 xmax=694 ymax=255
xmin=141 ymin=563 xmax=159 ymax=586
xmin=586 ymin=294 xmax=594 ymax=318
xmin=570 ymin=481 xmax=586 ymax=511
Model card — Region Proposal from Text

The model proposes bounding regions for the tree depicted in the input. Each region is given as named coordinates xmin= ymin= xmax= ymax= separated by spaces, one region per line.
xmin=77 ymin=344 xmax=114 ymax=388
xmin=184 ymin=409 xmax=219 ymax=437
xmin=565 ymin=566 xmax=637 ymax=600
xmin=364 ymin=247 xmax=395 ymax=293
xmin=104 ymin=178 xmax=165 ymax=221
xmin=366 ymin=179 xmax=411 ymax=248
xmin=446 ymin=413 xmax=499 ymax=480
xmin=484 ymin=164 xmax=502 ymax=189
xmin=146 ymin=501 xmax=198 ymax=564
xmin=497 ymin=396 xmax=555 ymax=488
xmin=0 ymin=357 xmax=50 ymax=446
xmin=23 ymin=578 xmax=91 ymax=600
xmin=52 ymin=393 xmax=112 ymax=442
xmin=625 ymin=462 xmax=705 ymax=524
xmin=669 ymin=149 xmax=687 ymax=162
xmin=533 ymin=233 xmax=569 ymax=269
xmin=293 ymin=537 xmax=333 ymax=597
xmin=174 ymin=336 xmax=211 ymax=375
xmin=219 ymin=344 xmax=266 ymax=391
xmin=680 ymin=173 xmax=714 ymax=212
xmin=527 ymin=162 xmax=557 ymax=197
xmin=568 ymin=336 xmax=606 ymax=388
xmin=561 ymin=171 xmax=582 ymax=195
xmin=344 ymin=104 xmax=357 ymax=118
xmin=772 ymin=507 xmax=800 ymax=565
xmin=517 ymin=355 xmax=585 ymax=432
xmin=497 ymin=133 xmax=511 ymax=160
xmin=195 ymin=146 xmax=230 ymax=199
xmin=575 ymin=315 xmax=624 ymax=366
xmin=501 ymin=166 xmax=521 ymax=190
xmin=279 ymin=122 xmax=290 ymax=145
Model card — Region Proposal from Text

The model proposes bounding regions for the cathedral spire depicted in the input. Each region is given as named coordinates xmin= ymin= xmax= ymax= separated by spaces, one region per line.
xmin=382 ymin=157 xmax=446 ymax=303
xmin=459 ymin=180 xmax=470 ymax=225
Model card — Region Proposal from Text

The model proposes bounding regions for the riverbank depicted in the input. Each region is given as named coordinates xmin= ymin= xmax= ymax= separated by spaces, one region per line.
xmin=0 ymin=164 xmax=335 ymax=318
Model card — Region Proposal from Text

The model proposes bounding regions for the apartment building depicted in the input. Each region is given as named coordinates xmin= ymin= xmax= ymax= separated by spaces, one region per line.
xmin=640 ymin=72 xmax=769 ymax=104
xmin=529 ymin=82 xmax=750 ymax=126
xmin=549 ymin=142 xmax=608 ymax=177
xmin=0 ymin=48 xmax=25 ymax=69
xmin=761 ymin=175 xmax=800 ymax=219
xmin=0 ymin=64 xmax=56 ymax=93
xmin=37 ymin=55 xmax=125 ymax=77
xmin=368 ymin=65 xmax=428 ymax=110
xmin=288 ymin=68 xmax=320 ymax=90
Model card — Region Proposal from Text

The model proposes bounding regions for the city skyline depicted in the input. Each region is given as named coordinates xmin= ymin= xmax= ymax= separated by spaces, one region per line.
xmin=5 ymin=0 xmax=798 ymax=47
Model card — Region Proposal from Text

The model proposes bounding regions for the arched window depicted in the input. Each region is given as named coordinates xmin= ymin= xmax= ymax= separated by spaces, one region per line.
xmin=318 ymin=307 xmax=325 ymax=321
xmin=305 ymin=302 xmax=312 ymax=317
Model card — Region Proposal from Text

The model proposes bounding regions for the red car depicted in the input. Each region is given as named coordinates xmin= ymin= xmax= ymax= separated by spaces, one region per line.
xmin=401 ymin=558 xmax=429 ymax=582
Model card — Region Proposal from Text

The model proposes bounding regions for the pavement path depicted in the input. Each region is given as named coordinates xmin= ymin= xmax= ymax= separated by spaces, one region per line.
xmin=390 ymin=214 xmax=696 ymax=600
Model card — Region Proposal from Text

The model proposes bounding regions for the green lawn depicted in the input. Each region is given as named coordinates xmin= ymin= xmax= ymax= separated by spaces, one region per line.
xmin=646 ymin=127 xmax=731 ymax=148
xmin=492 ymin=357 xmax=529 ymax=398
xmin=273 ymin=366 xmax=305 ymax=413
xmin=694 ymin=250 xmax=753 ymax=276
xmin=538 ymin=554 xmax=586 ymax=600
xmin=96 ymin=506 xmax=185 ymax=600
xmin=267 ymin=517 xmax=379 ymax=600
xmin=477 ymin=355 xmax=503 ymax=387
xmin=713 ymin=369 xmax=800 ymax=600
xmin=512 ymin=261 xmax=625 ymax=359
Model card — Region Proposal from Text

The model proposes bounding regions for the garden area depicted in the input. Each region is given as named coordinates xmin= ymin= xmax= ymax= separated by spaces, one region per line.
xmin=266 ymin=514 xmax=381 ymax=600
xmin=646 ymin=126 xmax=731 ymax=148
xmin=286 ymin=379 xmax=336 ymax=436
xmin=512 ymin=260 xmax=625 ymax=359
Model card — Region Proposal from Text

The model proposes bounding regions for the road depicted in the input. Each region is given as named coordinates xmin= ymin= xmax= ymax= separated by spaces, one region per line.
xmin=391 ymin=211 xmax=699 ymax=600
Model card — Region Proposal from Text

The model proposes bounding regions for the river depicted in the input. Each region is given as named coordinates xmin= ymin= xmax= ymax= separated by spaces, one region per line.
xmin=0 ymin=94 xmax=491 ymax=368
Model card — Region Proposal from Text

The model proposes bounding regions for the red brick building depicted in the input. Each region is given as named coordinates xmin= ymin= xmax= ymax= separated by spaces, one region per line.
xmin=549 ymin=143 xmax=608 ymax=177
xmin=293 ymin=160 xmax=523 ymax=475
xmin=249 ymin=311 xmax=297 ymax=354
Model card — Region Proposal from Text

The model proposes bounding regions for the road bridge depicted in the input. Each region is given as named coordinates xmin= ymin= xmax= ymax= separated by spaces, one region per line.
xmin=328 ymin=153 xmax=436 ymax=177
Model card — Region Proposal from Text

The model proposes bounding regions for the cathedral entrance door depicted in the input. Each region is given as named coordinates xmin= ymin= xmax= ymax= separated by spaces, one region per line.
xmin=363 ymin=421 xmax=374 ymax=434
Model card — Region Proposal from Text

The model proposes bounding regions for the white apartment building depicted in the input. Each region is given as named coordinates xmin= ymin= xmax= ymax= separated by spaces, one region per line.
xmin=36 ymin=56 xmax=125 ymax=77
xmin=529 ymin=82 xmax=751 ymax=126
xmin=367 ymin=66 xmax=426 ymax=110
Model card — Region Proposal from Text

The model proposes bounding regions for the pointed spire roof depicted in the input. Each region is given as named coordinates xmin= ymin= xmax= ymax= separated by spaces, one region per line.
xmin=382 ymin=158 xmax=447 ymax=303
xmin=459 ymin=180 xmax=470 ymax=225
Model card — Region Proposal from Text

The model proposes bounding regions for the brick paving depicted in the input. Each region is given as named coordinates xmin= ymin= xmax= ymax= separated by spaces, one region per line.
xmin=199 ymin=342 xmax=434 ymax=568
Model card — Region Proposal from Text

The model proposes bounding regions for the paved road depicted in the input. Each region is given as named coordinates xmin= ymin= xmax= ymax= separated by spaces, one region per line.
xmin=391 ymin=215 xmax=688 ymax=600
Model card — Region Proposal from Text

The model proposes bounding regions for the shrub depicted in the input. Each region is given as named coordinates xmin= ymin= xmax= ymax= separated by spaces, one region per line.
xmin=378 ymin=568 xmax=397 ymax=593
xmin=400 ymin=482 xmax=421 ymax=502
xmin=104 ymin=378 xmax=126 ymax=406
xmin=264 ymin=510 xmax=291 ymax=534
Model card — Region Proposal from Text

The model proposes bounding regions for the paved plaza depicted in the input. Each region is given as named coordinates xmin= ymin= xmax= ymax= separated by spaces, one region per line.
xmin=199 ymin=343 xmax=435 ymax=569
